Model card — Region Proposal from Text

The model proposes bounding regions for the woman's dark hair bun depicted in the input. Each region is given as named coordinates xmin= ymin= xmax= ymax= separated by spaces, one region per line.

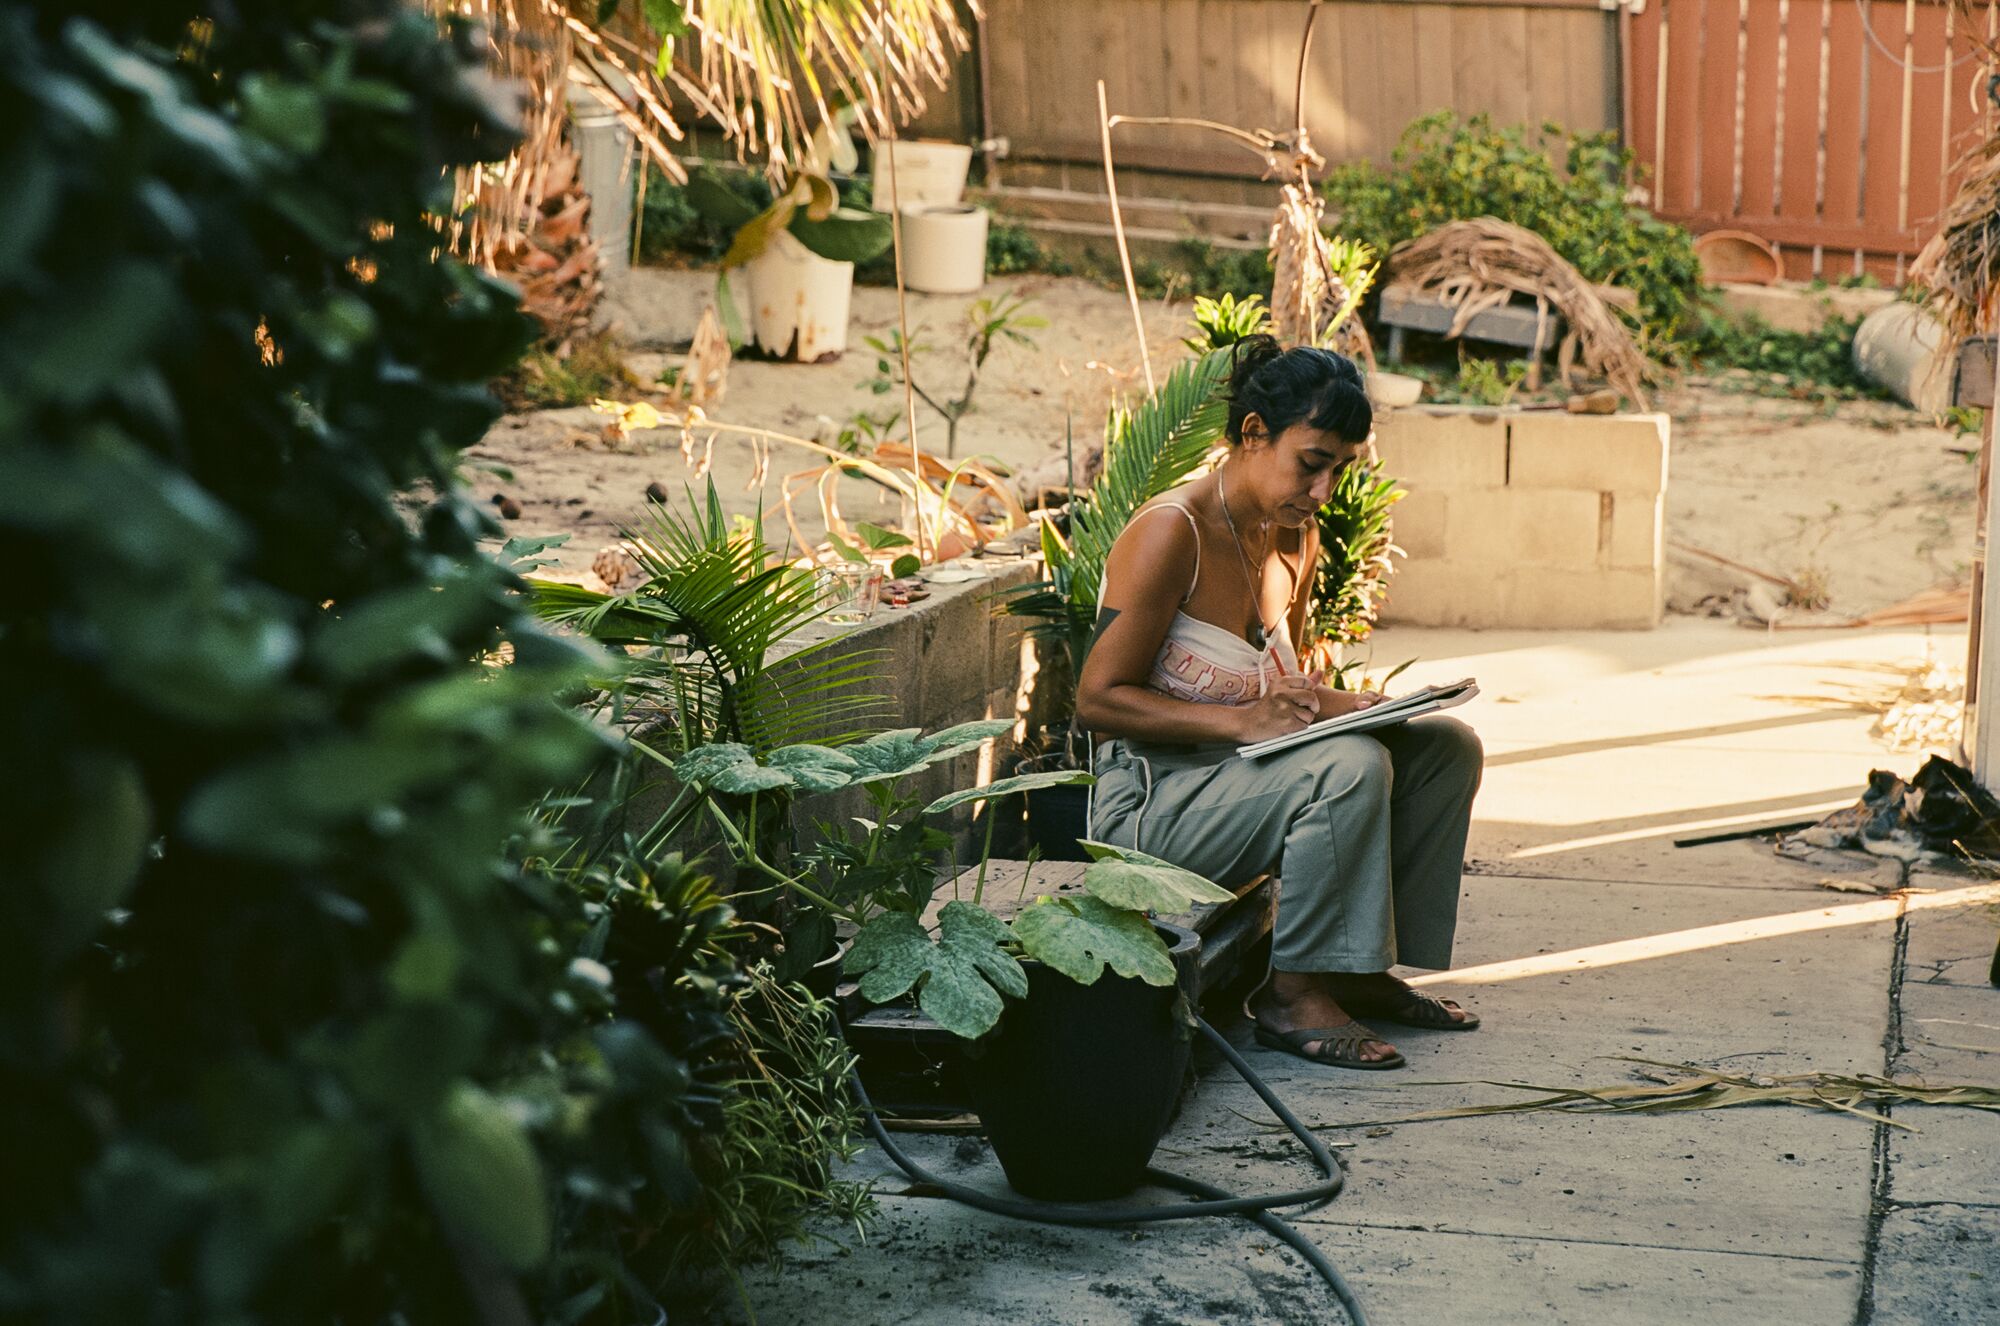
xmin=1226 ymin=332 xmax=1285 ymax=398
xmin=1223 ymin=335 xmax=1372 ymax=448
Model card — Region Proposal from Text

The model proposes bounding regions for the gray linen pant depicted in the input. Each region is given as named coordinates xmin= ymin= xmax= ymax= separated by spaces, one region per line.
xmin=1088 ymin=717 xmax=1483 ymax=972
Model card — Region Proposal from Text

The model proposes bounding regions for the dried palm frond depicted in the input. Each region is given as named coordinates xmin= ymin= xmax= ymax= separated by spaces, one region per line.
xmin=1289 ymin=1060 xmax=2000 ymax=1133
xmin=434 ymin=1 xmax=609 ymax=344
xmin=1268 ymin=177 xmax=1376 ymax=364
xmin=1388 ymin=217 xmax=1651 ymax=407
xmin=1912 ymin=140 xmax=2000 ymax=359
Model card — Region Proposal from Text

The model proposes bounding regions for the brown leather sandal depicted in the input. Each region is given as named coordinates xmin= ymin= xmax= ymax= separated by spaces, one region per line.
xmin=1341 ymin=989 xmax=1481 ymax=1031
xmin=1253 ymin=1020 xmax=1406 ymax=1071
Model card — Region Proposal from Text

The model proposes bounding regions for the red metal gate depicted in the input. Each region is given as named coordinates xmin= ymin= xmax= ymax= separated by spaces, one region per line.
xmin=1626 ymin=0 xmax=1997 ymax=280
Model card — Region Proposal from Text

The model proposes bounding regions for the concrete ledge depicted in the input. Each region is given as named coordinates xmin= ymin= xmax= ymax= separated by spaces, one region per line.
xmin=1377 ymin=408 xmax=1670 ymax=630
xmin=1711 ymin=280 xmax=1896 ymax=334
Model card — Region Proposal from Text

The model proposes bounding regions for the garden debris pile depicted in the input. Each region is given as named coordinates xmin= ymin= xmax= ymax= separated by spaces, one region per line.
xmin=1779 ymin=754 xmax=2000 ymax=864
xmin=1387 ymin=217 xmax=1650 ymax=406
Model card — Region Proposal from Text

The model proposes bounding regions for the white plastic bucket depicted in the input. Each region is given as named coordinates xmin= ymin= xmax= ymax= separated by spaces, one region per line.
xmin=902 ymin=204 xmax=989 ymax=294
xmin=870 ymin=140 xmax=974 ymax=212
xmin=736 ymin=229 xmax=855 ymax=361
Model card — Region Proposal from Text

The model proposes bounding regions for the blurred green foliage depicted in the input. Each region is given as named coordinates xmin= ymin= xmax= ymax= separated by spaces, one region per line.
xmin=1684 ymin=309 xmax=1884 ymax=401
xmin=1323 ymin=112 xmax=1704 ymax=350
xmin=0 ymin=6 xmax=801 ymax=1321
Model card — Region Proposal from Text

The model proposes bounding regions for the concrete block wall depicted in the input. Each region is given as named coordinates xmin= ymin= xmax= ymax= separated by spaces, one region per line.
xmin=1373 ymin=409 xmax=1669 ymax=630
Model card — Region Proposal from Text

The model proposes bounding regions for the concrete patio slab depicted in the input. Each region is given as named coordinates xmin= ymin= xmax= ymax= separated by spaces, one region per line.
xmin=720 ymin=620 xmax=1996 ymax=1326
xmin=1869 ymin=1205 xmax=2000 ymax=1326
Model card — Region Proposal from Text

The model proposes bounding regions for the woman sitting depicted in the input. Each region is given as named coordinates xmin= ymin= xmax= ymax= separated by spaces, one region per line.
xmin=1075 ymin=335 xmax=1485 ymax=1070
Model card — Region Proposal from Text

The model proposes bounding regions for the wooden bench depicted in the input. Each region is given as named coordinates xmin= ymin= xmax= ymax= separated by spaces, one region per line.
xmin=841 ymin=860 xmax=1276 ymax=1114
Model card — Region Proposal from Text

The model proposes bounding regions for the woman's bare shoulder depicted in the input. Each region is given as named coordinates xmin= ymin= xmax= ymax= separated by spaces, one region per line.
xmin=1104 ymin=492 xmax=1200 ymax=601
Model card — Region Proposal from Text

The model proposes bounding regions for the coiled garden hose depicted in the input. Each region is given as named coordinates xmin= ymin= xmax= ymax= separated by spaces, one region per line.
xmin=845 ymin=1015 xmax=1371 ymax=1326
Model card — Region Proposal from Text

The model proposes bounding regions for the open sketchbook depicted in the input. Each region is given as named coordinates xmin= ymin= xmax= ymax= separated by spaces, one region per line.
xmin=1236 ymin=678 xmax=1480 ymax=760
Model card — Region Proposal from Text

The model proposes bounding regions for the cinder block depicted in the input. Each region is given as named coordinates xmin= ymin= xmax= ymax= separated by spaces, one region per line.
xmin=1605 ymin=489 xmax=1663 ymax=570
xmin=1508 ymin=413 xmax=1669 ymax=494
xmin=1390 ymin=490 xmax=1448 ymax=560
xmin=1377 ymin=560 xmax=1504 ymax=628
xmin=1446 ymin=489 xmax=1602 ymax=568
xmin=1373 ymin=410 xmax=1508 ymax=489
xmin=1501 ymin=566 xmax=1660 ymax=629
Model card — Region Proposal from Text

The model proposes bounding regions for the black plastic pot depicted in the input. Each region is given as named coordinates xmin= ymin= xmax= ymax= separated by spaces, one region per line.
xmin=1024 ymin=780 xmax=1093 ymax=861
xmin=959 ymin=923 xmax=1201 ymax=1201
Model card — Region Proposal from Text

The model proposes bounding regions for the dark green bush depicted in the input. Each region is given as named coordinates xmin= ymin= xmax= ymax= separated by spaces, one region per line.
xmin=0 ymin=6 xmax=757 ymax=1320
xmin=1684 ymin=308 xmax=1883 ymax=400
xmin=1323 ymin=112 xmax=1704 ymax=349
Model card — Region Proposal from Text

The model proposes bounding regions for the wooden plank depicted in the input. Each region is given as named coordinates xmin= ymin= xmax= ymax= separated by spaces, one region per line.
xmin=1376 ymin=3 xmax=1427 ymax=158
xmin=1901 ymin=0 xmax=1952 ymax=234
xmin=984 ymin=0 xmax=1033 ymax=146
xmin=1411 ymin=2 xmax=1457 ymax=130
xmin=1564 ymin=9 xmax=1616 ymax=131
xmin=1824 ymin=0 xmax=1867 ymax=225
xmin=1524 ymin=8 xmax=1570 ymax=132
xmin=1860 ymin=0 xmax=1911 ymax=241
xmin=1451 ymin=6 xmax=1501 ymax=119
xmin=1777 ymin=0 xmax=1827 ymax=222
xmin=1342 ymin=2 xmax=1388 ymax=161
xmin=1740 ymin=0 xmax=1784 ymax=219
xmin=1661 ymin=0 xmax=1705 ymax=215
xmin=1626 ymin=0 xmax=1664 ymax=187
xmin=1493 ymin=5 xmax=1534 ymax=125
xmin=1695 ymin=0 xmax=1742 ymax=214
xmin=1268 ymin=0 xmax=1302 ymax=135
xmin=1308 ymin=0 xmax=1351 ymax=161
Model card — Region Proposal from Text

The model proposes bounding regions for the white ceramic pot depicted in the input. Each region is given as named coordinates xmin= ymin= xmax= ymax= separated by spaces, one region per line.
xmin=1364 ymin=370 xmax=1424 ymax=409
xmin=733 ymin=229 xmax=855 ymax=362
xmin=902 ymin=204 xmax=989 ymax=295
xmin=870 ymin=140 xmax=974 ymax=212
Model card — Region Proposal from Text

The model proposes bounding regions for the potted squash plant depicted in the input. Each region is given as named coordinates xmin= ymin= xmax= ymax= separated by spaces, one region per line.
xmin=667 ymin=723 xmax=1235 ymax=1201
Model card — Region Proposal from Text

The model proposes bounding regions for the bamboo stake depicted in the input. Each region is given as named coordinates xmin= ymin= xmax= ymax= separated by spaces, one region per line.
xmin=1098 ymin=79 xmax=1155 ymax=398
xmin=884 ymin=129 xmax=930 ymax=562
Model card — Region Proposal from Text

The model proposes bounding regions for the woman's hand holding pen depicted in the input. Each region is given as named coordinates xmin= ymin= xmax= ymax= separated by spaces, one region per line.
xmin=1238 ymin=672 xmax=1323 ymax=741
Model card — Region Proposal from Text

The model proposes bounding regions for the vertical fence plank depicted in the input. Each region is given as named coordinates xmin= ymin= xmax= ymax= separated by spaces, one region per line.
xmin=984 ymin=0 xmax=1032 ymax=151
xmin=1696 ymin=0 xmax=1741 ymax=216
xmin=1628 ymin=0 xmax=1665 ymax=196
xmin=1861 ymin=0 xmax=1910 ymax=240
xmin=1903 ymin=0 xmax=1952 ymax=233
xmin=1306 ymin=0 xmax=1350 ymax=163
xmin=1375 ymin=2 xmax=1427 ymax=160
xmin=1662 ymin=0 xmax=1705 ymax=214
xmin=1778 ymin=0 xmax=1825 ymax=223
xmin=1342 ymin=2 xmax=1388 ymax=160
xmin=1825 ymin=0 xmax=1866 ymax=234
xmin=1410 ymin=2 xmax=1455 ymax=127
xmin=1741 ymin=0 xmax=1783 ymax=217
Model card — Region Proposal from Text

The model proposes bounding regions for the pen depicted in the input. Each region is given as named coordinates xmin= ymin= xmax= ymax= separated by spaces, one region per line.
xmin=1265 ymin=644 xmax=1286 ymax=676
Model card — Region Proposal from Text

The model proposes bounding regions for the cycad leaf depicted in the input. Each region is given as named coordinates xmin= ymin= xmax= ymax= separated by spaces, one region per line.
xmin=1011 ymin=895 xmax=1177 ymax=988
xmin=1079 ymin=840 xmax=1235 ymax=911
xmin=847 ymin=903 xmax=1027 ymax=1039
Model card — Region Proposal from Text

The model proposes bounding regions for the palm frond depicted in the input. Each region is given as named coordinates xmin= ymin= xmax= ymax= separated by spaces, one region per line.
xmin=999 ymin=348 xmax=1233 ymax=679
xmin=532 ymin=481 xmax=890 ymax=753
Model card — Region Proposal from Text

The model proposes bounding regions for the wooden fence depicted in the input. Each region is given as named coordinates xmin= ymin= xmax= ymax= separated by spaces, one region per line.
xmin=973 ymin=0 xmax=1618 ymax=177
xmin=1626 ymin=0 xmax=1997 ymax=280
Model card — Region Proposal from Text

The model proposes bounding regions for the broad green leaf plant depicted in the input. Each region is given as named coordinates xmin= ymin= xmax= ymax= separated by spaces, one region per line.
xmin=667 ymin=728 xmax=1233 ymax=1039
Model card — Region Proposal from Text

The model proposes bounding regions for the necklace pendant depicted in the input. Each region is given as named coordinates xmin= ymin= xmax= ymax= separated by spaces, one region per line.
xmin=1248 ymin=623 xmax=1266 ymax=651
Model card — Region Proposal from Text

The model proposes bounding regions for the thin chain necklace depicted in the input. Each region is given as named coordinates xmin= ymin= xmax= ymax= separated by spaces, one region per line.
xmin=1217 ymin=466 xmax=1274 ymax=651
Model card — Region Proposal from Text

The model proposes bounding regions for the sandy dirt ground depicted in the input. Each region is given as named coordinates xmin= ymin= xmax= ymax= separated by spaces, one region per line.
xmin=471 ymin=266 xmax=1978 ymax=621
